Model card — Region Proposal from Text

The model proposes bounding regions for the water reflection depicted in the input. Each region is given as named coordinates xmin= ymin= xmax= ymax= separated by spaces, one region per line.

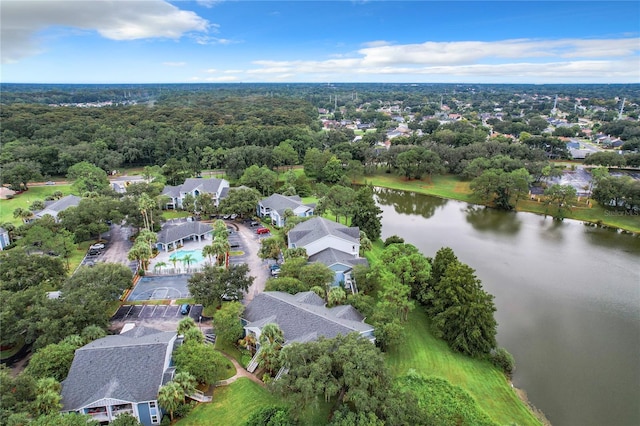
xmin=376 ymin=189 xmax=640 ymax=426
xmin=374 ymin=187 xmax=447 ymax=219
xmin=464 ymin=205 xmax=522 ymax=234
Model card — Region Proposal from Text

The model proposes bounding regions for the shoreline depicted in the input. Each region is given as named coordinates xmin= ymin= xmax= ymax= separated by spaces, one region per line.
xmin=356 ymin=174 xmax=640 ymax=235
xmin=512 ymin=382 xmax=552 ymax=426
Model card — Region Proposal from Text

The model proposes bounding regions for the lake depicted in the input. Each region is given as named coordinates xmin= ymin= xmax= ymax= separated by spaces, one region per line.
xmin=375 ymin=188 xmax=640 ymax=426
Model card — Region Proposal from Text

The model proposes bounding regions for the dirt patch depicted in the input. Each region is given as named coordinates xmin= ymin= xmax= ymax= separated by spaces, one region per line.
xmin=513 ymin=384 xmax=552 ymax=426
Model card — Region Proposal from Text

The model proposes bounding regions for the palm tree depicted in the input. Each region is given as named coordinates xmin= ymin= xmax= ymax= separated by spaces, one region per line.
xmin=128 ymin=242 xmax=152 ymax=271
xmin=211 ymin=238 xmax=230 ymax=268
xmin=182 ymin=253 xmax=195 ymax=272
xmin=158 ymin=382 xmax=183 ymax=421
xmin=202 ymin=244 xmax=216 ymax=264
xmin=154 ymin=261 xmax=167 ymax=274
xmin=170 ymin=256 xmax=179 ymax=272
xmin=137 ymin=229 xmax=157 ymax=252
xmin=173 ymin=372 xmax=197 ymax=403
xmin=258 ymin=323 xmax=285 ymax=375
xmin=35 ymin=390 xmax=62 ymax=415
xmin=213 ymin=220 xmax=227 ymax=240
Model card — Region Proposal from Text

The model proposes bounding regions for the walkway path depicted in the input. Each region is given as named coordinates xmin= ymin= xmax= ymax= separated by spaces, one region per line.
xmin=216 ymin=351 xmax=265 ymax=388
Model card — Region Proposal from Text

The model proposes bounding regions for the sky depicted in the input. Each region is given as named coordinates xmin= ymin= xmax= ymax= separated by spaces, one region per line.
xmin=1 ymin=0 xmax=639 ymax=84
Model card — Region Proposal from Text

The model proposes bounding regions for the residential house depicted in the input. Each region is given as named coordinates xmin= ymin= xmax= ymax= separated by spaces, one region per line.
xmin=0 ymin=227 xmax=10 ymax=250
xmin=156 ymin=220 xmax=213 ymax=252
xmin=161 ymin=178 xmax=229 ymax=210
xmin=61 ymin=326 xmax=177 ymax=426
xmin=243 ymin=291 xmax=375 ymax=351
xmin=287 ymin=217 xmax=367 ymax=291
xmin=110 ymin=176 xmax=149 ymax=194
xmin=33 ymin=195 xmax=81 ymax=221
xmin=256 ymin=194 xmax=315 ymax=227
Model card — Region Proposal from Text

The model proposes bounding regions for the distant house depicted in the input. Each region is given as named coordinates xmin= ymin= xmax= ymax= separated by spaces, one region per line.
xmin=0 ymin=227 xmax=10 ymax=250
xmin=33 ymin=195 xmax=81 ymax=221
xmin=256 ymin=194 xmax=315 ymax=227
xmin=287 ymin=217 xmax=367 ymax=292
xmin=156 ymin=220 xmax=213 ymax=252
xmin=110 ymin=176 xmax=148 ymax=194
xmin=61 ymin=326 xmax=177 ymax=426
xmin=162 ymin=178 xmax=229 ymax=210
xmin=243 ymin=291 xmax=374 ymax=351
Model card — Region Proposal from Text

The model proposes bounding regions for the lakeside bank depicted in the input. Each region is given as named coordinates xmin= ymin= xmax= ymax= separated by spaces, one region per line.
xmin=355 ymin=173 xmax=640 ymax=234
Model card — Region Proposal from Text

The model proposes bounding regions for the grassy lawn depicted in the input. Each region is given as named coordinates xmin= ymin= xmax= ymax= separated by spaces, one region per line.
xmin=0 ymin=184 xmax=74 ymax=226
xmin=216 ymin=355 xmax=237 ymax=382
xmin=163 ymin=210 xmax=190 ymax=220
xmin=176 ymin=378 xmax=279 ymax=426
xmin=386 ymin=309 xmax=541 ymax=426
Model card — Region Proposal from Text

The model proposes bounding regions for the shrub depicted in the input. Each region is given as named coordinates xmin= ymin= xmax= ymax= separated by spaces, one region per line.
xmin=174 ymin=401 xmax=196 ymax=418
xmin=384 ymin=235 xmax=405 ymax=246
xmin=490 ymin=347 xmax=515 ymax=377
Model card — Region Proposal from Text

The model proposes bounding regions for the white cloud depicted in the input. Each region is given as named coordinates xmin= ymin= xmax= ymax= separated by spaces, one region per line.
xmin=1 ymin=0 xmax=209 ymax=63
xmin=163 ymin=61 xmax=186 ymax=67
xmin=192 ymin=35 xmax=239 ymax=45
xmin=247 ymin=37 xmax=639 ymax=83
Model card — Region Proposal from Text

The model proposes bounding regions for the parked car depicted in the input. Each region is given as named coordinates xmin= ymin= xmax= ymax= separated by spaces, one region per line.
xmin=180 ymin=304 xmax=191 ymax=315
xmin=222 ymin=214 xmax=231 ymax=220
xmin=250 ymin=221 xmax=260 ymax=227
xmin=256 ymin=227 xmax=270 ymax=235
xmin=230 ymin=214 xmax=238 ymax=220
xmin=90 ymin=243 xmax=105 ymax=250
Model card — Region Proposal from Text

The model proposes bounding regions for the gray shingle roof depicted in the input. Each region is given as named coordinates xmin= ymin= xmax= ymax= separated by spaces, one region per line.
xmin=288 ymin=217 xmax=359 ymax=247
xmin=161 ymin=185 xmax=181 ymax=198
xmin=181 ymin=178 xmax=225 ymax=194
xmin=259 ymin=194 xmax=312 ymax=216
xmin=35 ymin=195 xmax=81 ymax=219
xmin=61 ymin=327 xmax=176 ymax=411
xmin=308 ymin=247 xmax=368 ymax=269
xmin=243 ymin=291 xmax=373 ymax=344
xmin=157 ymin=221 xmax=213 ymax=245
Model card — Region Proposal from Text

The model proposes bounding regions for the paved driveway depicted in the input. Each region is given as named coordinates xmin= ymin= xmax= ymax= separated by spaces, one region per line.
xmin=231 ymin=222 xmax=272 ymax=303
xmin=111 ymin=304 xmax=204 ymax=322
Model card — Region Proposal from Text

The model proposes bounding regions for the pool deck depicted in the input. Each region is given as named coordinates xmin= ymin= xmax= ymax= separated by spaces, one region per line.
xmin=149 ymin=238 xmax=213 ymax=274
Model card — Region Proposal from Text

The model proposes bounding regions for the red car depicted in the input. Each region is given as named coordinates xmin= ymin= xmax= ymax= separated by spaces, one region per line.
xmin=256 ymin=227 xmax=270 ymax=235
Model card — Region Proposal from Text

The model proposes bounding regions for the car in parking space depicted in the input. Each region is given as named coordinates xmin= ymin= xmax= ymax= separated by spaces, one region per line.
xmin=180 ymin=304 xmax=191 ymax=315
xmin=230 ymin=213 xmax=238 ymax=220
xmin=250 ymin=221 xmax=260 ymax=227
xmin=256 ymin=227 xmax=270 ymax=235
xmin=90 ymin=243 xmax=105 ymax=250
xmin=222 ymin=214 xmax=231 ymax=220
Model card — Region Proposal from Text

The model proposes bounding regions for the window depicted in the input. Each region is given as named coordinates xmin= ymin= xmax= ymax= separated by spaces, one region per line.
xmin=151 ymin=415 xmax=159 ymax=424
xmin=149 ymin=402 xmax=156 ymax=409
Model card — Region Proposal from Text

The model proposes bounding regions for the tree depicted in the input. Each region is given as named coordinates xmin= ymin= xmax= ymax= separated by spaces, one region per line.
xmin=264 ymin=276 xmax=308 ymax=294
xmin=188 ymin=264 xmax=254 ymax=306
xmin=275 ymin=333 xmax=392 ymax=417
xmin=218 ymin=187 xmax=261 ymax=217
xmin=258 ymin=323 xmax=285 ymax=375
xmin=379 ymin=243 xmax=431 ymax=303
xmin=177 ymin=317 xmax=197 ymax=336
xmin=328 ymin=287 xmax=347 ymax=307
xmin=351 ymin=186 xmax=382 ymax=241
xmin=245 ymin=406 xmax=295 ymax=426
xmin=67 ymin=161 xmax=109 ymax=194
xmin=544 ymin=184 xmax=578 ymax=219
xmin=195 ymin=193 xmax=216 ymax=216
xmin=213 ymin=302 xmax=245 ymax=345
xmin=158 ymin=382 xmax=182 ymax=421
xmin=31 ymin=413 xmax=100 ymax=426
xmin=182 ymin=193 xmax=196 ymax=214
xmin=162 ymin=158 xmax=192 ymax=186
xmin=584 ymin=151 xmax=626 ymax=167
xmin=172 ymin=371 xmax=197 ymax=402
xmin=321 ymin=156 xmax=345 ymax=183
xmin=173 ymin=339 xmax=225 ymax=385
xmin=25 ymin=341 xmax=78 ymax=381
xmin=299 ymin=262 xmax=335 ymax=301
xmin=272 ymin=141 xmax=299 ymax=170
xmin=109 ymin=413 xmax=142 ymax=426
xmin=427 ymin=261 xmax=497 ymax=357
xmin=470 ymin=168 xmax=531 ymax=210
xmin=0 ymin=160 xmax=43 ymax=191
xmin=34 ymin=389 xmax=62 ymax=416
xmin=202 ymin=244 xmax=216 ymax=265
xmin=128 ymin=241 xmax=152 ymax=272
xmin=240 ymin=165 xmax=278 ymax=196
xmin=322 ymin=185 xmax=356 ymax=223
xmin=258 ymin=236 xmax=284 ymax=262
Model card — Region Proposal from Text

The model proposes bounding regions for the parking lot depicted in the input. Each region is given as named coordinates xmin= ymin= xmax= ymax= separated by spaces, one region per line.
xmin=111 ymin=303 xmax=204 ymax=323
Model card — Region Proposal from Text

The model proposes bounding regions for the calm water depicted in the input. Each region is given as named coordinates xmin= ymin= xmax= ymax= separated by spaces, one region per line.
xmin=169 ymin=249 xmax=204 ymax=263
xmin=375 ymin=188 xmax=640 ymax=426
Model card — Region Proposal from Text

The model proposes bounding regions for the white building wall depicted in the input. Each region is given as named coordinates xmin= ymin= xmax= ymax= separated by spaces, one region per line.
xmin=302 ymin=236 xmax=359 ymax=257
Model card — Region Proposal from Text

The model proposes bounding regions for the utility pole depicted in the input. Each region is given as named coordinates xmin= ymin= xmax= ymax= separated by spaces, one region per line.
xmin=618 ymin=98 xmax=626 ymax=120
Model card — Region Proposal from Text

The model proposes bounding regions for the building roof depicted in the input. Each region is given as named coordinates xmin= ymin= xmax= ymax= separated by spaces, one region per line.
xmin=308 ymin=247 xmax=368 ymax=269
xmin=243 ymin=291 xmax=373 ymax=345
xmin=61 ymin=326 xmax=176 ymax=411
xmin=288 ymin=217 xmax=359 ymax=248
xmin=157 ymin=221 xmax=213 ymax=245
xmin=259 ymin=194 xmax=313 ymax=216
xmin=180 ymin=178 xmax=225 ymax=195
xmin=35 ymin=195 xmax=81 ymax=219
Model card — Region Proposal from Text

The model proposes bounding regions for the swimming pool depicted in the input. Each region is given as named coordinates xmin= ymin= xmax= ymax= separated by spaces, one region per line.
xmin=169 ymin=249 xmax=204 ymax=264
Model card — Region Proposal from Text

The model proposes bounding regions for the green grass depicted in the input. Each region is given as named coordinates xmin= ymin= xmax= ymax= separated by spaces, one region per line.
xmin=215 ymin=355 xmax=237 ymax=382
xmin=215 ymin=340 xmax=243 ymax=364
xmin=386 ymin=309 xmax=541 ymax=426
xmin=176 ymin=378 xmax=279 ymax=426
xmin=0 ymin=184 xmax=74 ymax=226
xmin=163 ymin=210 xmax=190 ymax=220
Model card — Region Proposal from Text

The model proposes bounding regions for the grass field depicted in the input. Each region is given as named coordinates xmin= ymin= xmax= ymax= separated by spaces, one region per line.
xmin=176 ymin=378 xmax=280 ymax=426
xmin=0 ymin=184 xmax=74 ymax=226
xmin=386 ymin=309 xmax=542 ymax=426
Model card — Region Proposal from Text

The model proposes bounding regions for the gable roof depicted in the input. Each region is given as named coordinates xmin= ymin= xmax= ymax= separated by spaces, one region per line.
xmin=61 ymin=327 xmax=176 ymax=411
xmin=259 ymin=194 xmax=313 ymax=216
xmin=288 ymin=217 xmax=359 ymax=247
xmin=35 ymin=195 xmax=81 ymax=219
xmin=180 ymin=178 xmax=225 ymax=194
xmin=243 ymin=291 xmax=373 ymax=344
xmin=157 ymin=221 xmax=213 ymax=244
xmin=308 ymin=247 xmax=369 ymax=269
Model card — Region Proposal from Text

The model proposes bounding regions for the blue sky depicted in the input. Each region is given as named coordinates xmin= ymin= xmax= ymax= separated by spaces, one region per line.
xmin=1 ymin=1 xmax=639 ymax=84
